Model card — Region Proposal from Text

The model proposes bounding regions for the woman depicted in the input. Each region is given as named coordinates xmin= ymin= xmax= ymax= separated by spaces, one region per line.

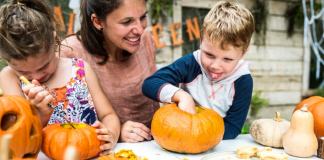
xmin=61 ymin=0 xmax=160 ymax=143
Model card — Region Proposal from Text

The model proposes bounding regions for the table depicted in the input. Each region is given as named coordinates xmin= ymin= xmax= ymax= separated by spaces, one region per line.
xmin=37 ymin=134 xmax=320 ymax=160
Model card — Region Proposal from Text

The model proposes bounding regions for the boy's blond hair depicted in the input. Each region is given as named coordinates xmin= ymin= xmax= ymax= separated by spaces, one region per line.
xmin=200 ymin=1 xmax=254 ymax=52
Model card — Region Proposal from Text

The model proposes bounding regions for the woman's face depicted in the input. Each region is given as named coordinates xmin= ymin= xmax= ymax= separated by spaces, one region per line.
xmin=102 ymin=0 xmax=148 ymax=54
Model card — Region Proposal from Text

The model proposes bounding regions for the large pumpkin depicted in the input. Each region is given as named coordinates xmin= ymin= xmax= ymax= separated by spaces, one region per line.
xmin=42 ymin=123 xmax=104 ymax=160
xmin=293 ymin=96 xmax=324 ymax=139
xmin=151 ymin=103 xmax=224 ymax=154
xmin=0 ymin=95 xmax=42 ymax=159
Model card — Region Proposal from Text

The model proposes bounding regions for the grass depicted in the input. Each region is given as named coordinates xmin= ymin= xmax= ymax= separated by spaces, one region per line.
xmin=241 ymin=124 xmax=251 ymax=134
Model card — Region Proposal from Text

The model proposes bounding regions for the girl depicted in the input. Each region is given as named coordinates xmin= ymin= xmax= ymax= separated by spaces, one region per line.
xmin=0 ymin=0 xmax=120 ymax=156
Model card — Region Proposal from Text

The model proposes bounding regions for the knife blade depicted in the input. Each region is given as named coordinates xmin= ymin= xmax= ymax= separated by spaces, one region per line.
xmin=20 ymin=76 xmax=76 ymax=129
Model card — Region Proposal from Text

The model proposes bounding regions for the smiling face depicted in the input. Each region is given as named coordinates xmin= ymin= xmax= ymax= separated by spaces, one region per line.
xmin=7 ymin=47 xmax=58 ymax=83
xmin=100 ymin=0 xmax=148 ymax=54
xmin=200 ymin=38 xmax=249 ymax=80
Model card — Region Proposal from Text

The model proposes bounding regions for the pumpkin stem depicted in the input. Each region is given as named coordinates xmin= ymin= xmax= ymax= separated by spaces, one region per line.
xmin=273 ymin=111 xmax=283 ymax=122
xmin=0 ymin=88 xmax=3 ymax=96
xmin=300 ymin=104 xmax=308 ymax=112
xmin=0 ymin=134 xmax=12 ymax=160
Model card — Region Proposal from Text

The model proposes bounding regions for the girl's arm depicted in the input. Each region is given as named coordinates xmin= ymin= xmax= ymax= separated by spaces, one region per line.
xmin=0 ymin=67 xmax=53 ymax=127
xmin=84 ymin=61 xmax=120 ymax=156
xmin=0 ymin=67 xmax=25 ymax=97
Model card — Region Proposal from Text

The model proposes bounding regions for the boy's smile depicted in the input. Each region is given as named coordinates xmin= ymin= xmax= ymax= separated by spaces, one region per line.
xmin=200 ymin=38 xmax=249 ymax=81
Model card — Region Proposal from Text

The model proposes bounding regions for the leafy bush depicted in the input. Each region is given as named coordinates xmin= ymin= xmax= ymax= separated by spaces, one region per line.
xmin=250 ymin=91 xmax=268 ymax=116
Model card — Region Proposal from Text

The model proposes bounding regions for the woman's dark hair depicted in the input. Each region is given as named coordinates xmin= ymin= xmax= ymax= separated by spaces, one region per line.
xmin=78 ymin=0 xmax=124 ymax=65
xmin=0 ymin=0 xmax=62 ymax=61
xmin=78 ymin=0 xmax=147 ymax=65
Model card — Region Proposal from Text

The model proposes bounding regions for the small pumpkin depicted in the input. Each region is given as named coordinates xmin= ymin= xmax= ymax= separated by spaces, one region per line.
xmin=283 ymin=104 xmax=318 ymax=157
xmin=249 ymin=111 xmax=290 ymax=148
xmin=151 ymin=103 xmax=224 ymax=154
xmin=42 ymin=123 xmax=104 ymax=160
xmin=293 ymin=96 xmax=324 ymax=139
xmin=0 ymin=93 xmax=42 ymax=159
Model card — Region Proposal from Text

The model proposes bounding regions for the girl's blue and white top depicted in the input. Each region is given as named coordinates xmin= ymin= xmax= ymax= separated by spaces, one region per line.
xmin=143 ymin=50 xmax=253 ymax=139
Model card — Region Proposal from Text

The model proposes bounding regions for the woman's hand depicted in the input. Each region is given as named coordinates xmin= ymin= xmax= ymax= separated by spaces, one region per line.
xmin=92 ymin=120 xmax=116 ymax=157
xmin=120 ymin=121 xmax=151 ymax=143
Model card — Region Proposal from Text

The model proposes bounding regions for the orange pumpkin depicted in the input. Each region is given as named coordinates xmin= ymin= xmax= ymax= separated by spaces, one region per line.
xmin=0 ymin=95 xmax=42 ymax=159
xmin=42 ymin=123 xmax=104 ymax=160
xmin=293 ymin=96 xmax=324 ymax=139
xmin=151 ymin=103 xmax=225 ymax=154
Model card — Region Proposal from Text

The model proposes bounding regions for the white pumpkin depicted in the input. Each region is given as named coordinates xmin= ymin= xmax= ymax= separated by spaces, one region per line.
xmin=249 ymin=111 xmax=290 ymax=148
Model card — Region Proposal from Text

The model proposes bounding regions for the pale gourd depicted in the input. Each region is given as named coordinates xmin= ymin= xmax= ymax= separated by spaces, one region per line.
xmin=283 ymin=104 xmax=318 ymax=157
xmin=249 ymin=111 xmax=290 ymax=148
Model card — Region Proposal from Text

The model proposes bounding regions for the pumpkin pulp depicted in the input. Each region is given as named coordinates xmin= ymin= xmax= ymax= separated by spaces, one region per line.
xmin=60 ymin=123 xmax=86 ymax=129
xmin=195 ymin=106 xmax=205 ymax=113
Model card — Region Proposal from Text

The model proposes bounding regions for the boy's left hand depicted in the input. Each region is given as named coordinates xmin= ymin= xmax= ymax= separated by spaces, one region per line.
xmin=91 ymin=120 xmax=116 ymax=157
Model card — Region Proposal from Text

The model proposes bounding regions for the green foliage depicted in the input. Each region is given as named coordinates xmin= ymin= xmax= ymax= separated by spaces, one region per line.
xmin=0 ymin=60 xmax=7 ymax=70
xmin=250 ymin=91 xmax=268 ymax=116
xmin=314 ymin=88 xmax=324 ymax=97
xmin=285 ymin=1 xmax=322 ymax=37
xmin=149 ymin=0 xmax=173 ymax=25
xmin=241 ymin=124 xmax=251 ymax=134
xmin=250 ymin=0 xmax=267 ymax=45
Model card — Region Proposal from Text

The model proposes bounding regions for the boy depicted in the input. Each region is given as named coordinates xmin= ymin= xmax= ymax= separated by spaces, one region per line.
xmin=142 ymin=1 xmax=254 ymax=139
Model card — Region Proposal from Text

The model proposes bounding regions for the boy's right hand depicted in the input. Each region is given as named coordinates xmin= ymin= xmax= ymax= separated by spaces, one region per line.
xmin=172 ymin=90 xmax=197 ymax=114
xmin=22 ymin=80 xmax=53 ymax=110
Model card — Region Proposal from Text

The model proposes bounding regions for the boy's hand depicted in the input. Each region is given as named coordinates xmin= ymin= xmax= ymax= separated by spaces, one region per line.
xmin=120 ymin=121 xmax=152 ymax=143
xmin=22 ymin=80 xmax=53 ymax=111
xmin=91 ymin=120 xmax=116 ymax=157
xmin=172 ymin=90 xmax=197 ymax=114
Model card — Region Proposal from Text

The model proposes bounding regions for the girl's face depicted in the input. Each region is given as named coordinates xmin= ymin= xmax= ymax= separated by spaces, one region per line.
xmin=101 ymin=0 xmax=148 ymax=54
xmin=200 ymin=38 xmax=248 ymax=80
xmin=7 ymin=47 xmax=58 ymax=83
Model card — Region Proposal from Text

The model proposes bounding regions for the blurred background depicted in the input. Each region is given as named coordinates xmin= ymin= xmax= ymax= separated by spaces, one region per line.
xmin=0 ymin=0 xmax=323 ymax=134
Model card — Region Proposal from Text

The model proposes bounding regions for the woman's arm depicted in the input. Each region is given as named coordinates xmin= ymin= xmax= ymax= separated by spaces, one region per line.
xmin=84 ymin=61 xmax=120 ymax=156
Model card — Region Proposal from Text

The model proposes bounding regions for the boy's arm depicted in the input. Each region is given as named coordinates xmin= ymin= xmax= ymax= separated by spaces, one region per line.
xmin=142 ymin=53 xmax=200 ymax=103
xmin=223 ymin=74 xmax=253 ymax=139
xmin=84 ymin=61 xmax=120 ymax=155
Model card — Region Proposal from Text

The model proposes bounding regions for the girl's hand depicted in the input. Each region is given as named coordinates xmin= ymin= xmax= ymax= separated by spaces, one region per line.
xmin=120 ymin=121 xmax=151 ymax=143
xmin=22 ymin=80 xmax=53 ymax=110
xmin=92 ymin=120 xmax=116 ymax=157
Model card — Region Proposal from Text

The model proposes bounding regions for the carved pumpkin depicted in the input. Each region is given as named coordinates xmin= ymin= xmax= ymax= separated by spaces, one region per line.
xmin=151 ymin=103 xmax=224 ymax=154
xmin=249 ymin=111 xmax=290 ymax=148
xmin=42 ymin=123 xmax=104 ymax=160
xmin=293 ymin=96 xmax=324 ymax=139
xmin=0 ymin=95 xmax=42 ymax=159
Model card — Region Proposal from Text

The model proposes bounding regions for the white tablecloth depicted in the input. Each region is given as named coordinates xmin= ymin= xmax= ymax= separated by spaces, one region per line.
xmin=37 ymin=134 xmax=319 ymax=160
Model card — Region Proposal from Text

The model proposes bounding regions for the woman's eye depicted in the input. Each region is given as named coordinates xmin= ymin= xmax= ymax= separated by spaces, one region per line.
xmin=122 ymin=20 xmax=131 ymax=24
xmin=140 ymin=15 xmax=147 ymax=20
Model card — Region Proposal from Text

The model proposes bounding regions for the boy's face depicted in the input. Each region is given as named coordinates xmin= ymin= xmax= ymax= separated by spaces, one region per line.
xmin=200 ymin=38 xmax=249 ymax=80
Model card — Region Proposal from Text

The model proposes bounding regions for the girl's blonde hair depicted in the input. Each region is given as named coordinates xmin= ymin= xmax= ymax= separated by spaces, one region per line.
xmin=0 ymin=0 xmax=62 ymax=61
xmin=200 ymin=1 xmax=255 ymax=52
